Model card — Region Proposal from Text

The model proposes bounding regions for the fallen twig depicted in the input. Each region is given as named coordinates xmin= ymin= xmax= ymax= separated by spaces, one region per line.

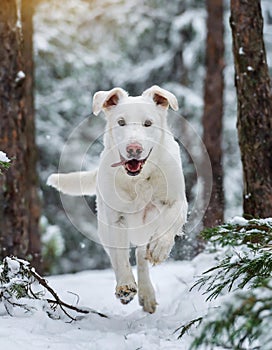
xmin=0 ymin=256 xmax=108 ymax=321
xmin=29 ymin=267 xmax=108 ymax=320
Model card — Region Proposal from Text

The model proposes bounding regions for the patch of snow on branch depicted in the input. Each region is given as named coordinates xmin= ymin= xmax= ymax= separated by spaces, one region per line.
xmin=5 ymin=257 xmax=20 ymax=274
xmin=229 ymin=216 xmax=248 ymax=226
xmin=0 ymin=151 xmax=10 ymax=163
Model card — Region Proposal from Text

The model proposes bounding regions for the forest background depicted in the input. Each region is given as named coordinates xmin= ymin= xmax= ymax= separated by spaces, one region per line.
xmin=0 ymin=0 xmax=271 ymax=274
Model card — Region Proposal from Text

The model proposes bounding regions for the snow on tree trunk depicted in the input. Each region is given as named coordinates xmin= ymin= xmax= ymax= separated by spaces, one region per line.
xmin=202 ymin=0 xmax=225 ymax=228
xmin=0 ymin=0 xmax=41 ymax=268
xmin=230 ymin=0 xmax=272 ymax=218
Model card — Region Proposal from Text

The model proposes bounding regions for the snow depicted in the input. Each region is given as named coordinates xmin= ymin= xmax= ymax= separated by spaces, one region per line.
xmin=256 ymin=218 xmax=272 ymax=225
xmin=5 ymin=257 xmax=20 ymax=274
xmin=0 ymin=255 xmax=219 ymax=350
xmin=15 ymin=0 xmax=22 ymax=29
xmin=229 ymin=216 xmax=248 ymax=226
xmin=239 ymin=47 xmax=245 ymax=55
xmin=15 ymin=71 xmax=25 ymax=83
xmin=0 ymin=151 xmax=10 ymax=163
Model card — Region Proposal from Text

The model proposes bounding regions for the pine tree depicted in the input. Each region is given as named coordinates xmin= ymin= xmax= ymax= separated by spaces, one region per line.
xmin=177 ymin=218 xmax=272 ymax=349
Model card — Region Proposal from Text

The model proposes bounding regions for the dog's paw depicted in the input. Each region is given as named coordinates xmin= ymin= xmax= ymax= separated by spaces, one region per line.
xmin=139 ymin=292 xmax=157 ymax=314
xmin=115 ymin=283 xmax=137 ymax=305
xmin=146 ymin=235 xmax=175 ymax=265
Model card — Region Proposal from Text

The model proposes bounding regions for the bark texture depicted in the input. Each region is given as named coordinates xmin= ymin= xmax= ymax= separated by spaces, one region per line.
xmin=230 ymin=0 xmax=272 ymax=218
xmin=0 ymin=0 xmax=41 ymax=268
xmin=202 ymin=0 xmax=225 ymax=227
xmin=22 ymin=0 xmax=42 ymax=271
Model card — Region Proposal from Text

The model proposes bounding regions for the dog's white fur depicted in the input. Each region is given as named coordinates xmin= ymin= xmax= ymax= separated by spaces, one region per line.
xmin=47 ymin=85 xmax=187 ymax=313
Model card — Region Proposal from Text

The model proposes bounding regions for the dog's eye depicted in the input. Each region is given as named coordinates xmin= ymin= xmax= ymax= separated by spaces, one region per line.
xmin=143 ymin=120 xmax=152 ymax=127
xmin=118 ymin=118 xmax=126 ymax=126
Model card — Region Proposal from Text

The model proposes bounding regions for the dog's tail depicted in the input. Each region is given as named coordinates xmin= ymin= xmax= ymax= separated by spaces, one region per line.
xmin=47 ymin=170 xmax=97 ymax=196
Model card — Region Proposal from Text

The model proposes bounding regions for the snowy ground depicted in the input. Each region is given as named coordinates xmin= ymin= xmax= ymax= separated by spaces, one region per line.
xmin=0 ymin=253 xmax=219 ymax=350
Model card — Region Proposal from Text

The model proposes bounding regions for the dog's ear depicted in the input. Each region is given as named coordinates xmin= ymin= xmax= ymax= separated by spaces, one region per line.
xmin=92 ymin=87 xmax=128 ymax=116
xmin=142 ymin=85 xmax=178 ymax=111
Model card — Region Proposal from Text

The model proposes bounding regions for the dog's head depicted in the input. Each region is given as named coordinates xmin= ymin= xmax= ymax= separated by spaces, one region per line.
xmin=92 ymin=85 xmax=178 ymax=176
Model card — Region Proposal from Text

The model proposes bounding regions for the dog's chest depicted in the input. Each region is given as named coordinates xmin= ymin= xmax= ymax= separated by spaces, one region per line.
xmin=116 ymin=172 xmax=168 ymax=206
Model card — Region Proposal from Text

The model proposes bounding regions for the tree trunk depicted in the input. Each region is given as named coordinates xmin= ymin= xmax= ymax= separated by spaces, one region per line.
xmin=230 ymin=0 xmax=272 ymax=218
xmin=22 ymin=0 xmax=42 ymax=271
xmin=202 ymin=0 xmax=225 ymax=228
xmin=0 ymin=0 xmax=41 ymax=268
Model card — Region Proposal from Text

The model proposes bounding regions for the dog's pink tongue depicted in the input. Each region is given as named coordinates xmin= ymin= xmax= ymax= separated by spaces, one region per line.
xmin=111 ymin=160 xmax=126 ymax=168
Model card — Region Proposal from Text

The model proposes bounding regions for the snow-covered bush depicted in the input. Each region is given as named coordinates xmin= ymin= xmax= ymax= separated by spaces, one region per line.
xmin=178 ymin=217 xmax=272 ymax=349
xmin=0 ymin=257 xmax=44 ymax=315
xmin=40 ymin=216 xmax=65 ymax=274
xmin=0 ymin=256 xmax=106 ymax=320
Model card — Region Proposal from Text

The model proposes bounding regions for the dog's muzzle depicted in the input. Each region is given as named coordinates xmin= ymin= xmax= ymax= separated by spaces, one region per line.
xmin=111 ymin=149 xmax=152 ymax=176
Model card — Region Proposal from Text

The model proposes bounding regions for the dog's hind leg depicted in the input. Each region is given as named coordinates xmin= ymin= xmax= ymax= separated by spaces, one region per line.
xmin=136 ymin=246 xmax=157 ymax=313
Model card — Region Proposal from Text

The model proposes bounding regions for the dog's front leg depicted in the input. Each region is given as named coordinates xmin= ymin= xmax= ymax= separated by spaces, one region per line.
xmin=109 ymin=244 xmax=137 ymax=305
xmin=98 ymin=213 xmax=137 ymax=305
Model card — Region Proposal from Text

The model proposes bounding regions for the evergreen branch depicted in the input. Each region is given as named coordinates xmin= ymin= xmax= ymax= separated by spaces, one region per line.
xmin=0 ymin=158 xmax=12 ymax=175
xmin=202 ymin=219 xmax=272 ymax=250
xmin=177 ymin=219 xmax=272 ymax=349
xmin=191 ymin=219 xmax=272 ymax=301
xmin=192 ymin=249 xmax=272 ymax=301
xmin=190 ymin=286 xmax=272 ymax=350
xmin=174 ymin=317 xmax=203 ymax=339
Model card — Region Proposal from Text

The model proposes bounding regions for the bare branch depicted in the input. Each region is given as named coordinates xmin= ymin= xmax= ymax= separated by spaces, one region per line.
xmin=29 ymin=267 xmax=108 ymax=319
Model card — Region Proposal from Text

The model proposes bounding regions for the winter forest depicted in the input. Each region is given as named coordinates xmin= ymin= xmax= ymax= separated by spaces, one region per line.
xmin=0 ymin=0 xmax=272 ymax=349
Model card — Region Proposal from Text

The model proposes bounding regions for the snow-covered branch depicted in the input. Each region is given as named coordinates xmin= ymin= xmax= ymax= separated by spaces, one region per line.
xmin=0 ymin=151 xmax=11 ymax=174
xmin=0 ymin=256 xmax=108 ymax=321
xmin=177 ymin=217 xmax=272 ymax=349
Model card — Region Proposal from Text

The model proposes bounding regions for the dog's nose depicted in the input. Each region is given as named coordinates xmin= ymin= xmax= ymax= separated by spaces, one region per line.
xmin=126 ymin=143 xmax=143 ymax=158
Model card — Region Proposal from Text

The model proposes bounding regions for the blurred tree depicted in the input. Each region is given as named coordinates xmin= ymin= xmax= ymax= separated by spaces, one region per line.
xmin=230 ymin=0 xmax=272 ymax=218
xmin=0 ymin=0 xmax=41 ymax=270
xmin=202 ymin=0 xmax=225 ymax=229
xmin=22 ymin=0 xmax=42 ymax=271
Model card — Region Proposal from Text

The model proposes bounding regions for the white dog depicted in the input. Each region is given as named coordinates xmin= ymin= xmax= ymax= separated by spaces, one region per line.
xmin=47 ymin=85 xmax=187 ymax=313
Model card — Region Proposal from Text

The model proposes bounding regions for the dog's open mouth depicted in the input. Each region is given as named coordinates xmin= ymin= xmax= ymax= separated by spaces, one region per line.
xmin=111 ymin=149 xmax=152 ymax=176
